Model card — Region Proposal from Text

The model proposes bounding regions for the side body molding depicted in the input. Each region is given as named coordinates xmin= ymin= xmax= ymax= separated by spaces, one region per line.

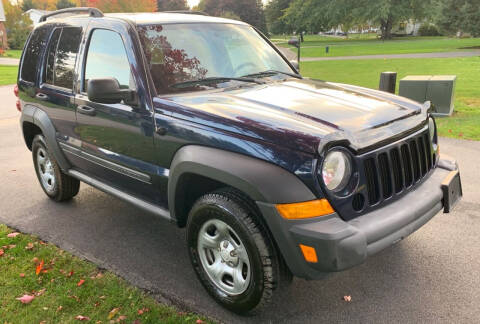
xmin=168 ymin=145 xmax=317 ymax=221
xmin=20 ymin=106 xmax=71 ymax=172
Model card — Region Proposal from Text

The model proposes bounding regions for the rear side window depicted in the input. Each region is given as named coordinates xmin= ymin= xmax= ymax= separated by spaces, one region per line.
xmin=45 ymin=29 xmax=62 ymax=85
xmin=21 ymin=27 xmax=49 ymax=83
xmin=54 ymin=27 xmax=83 ymax=89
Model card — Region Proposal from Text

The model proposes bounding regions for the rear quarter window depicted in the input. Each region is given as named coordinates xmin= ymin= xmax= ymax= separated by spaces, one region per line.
xmin=53 ymin=27 xmax=83 ymax=89
xmin=21 ymin=27 xmax=50 ymax=83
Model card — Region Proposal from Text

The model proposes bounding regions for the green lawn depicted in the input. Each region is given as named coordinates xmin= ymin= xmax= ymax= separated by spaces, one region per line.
xmin=0 ymin=49 xmax=23 ymax=59
xmin=300 ymin=56 xmax=480 ymax=141
xmin=0 ymin=65 xmax=18 ymax=86
xmin=275 ymin=35 xmax=480 ymax=58
xmin=0 ymin=224 xmax=212 ymax=324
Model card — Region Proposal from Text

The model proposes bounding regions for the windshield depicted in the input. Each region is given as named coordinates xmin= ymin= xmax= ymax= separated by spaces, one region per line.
xmin=137 ymin=23 xmax=295 ymax=95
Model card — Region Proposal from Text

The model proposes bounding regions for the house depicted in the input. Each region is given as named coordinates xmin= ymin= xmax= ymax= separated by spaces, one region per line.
xmin=390 ymin=20 xmax=422 ymax=36
xmin=25 ymin=9 xmax=51 ymax=26
xmin=0 ymin=0 xmax=7 ymax=50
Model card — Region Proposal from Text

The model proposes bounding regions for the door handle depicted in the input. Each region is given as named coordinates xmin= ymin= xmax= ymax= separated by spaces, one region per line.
xmin=77 ymin=105 xmax=96 ymax=116
xmin=35 ymin=93 xmax=49 ymax=101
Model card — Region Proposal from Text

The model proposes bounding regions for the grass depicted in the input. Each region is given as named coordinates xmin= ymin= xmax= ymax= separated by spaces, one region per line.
xmin=300 ymin=56 xmax=480 ymax=141
xmin=274 ymin=35 xmax=480 ymax=58
xmin=0 ymin=65 xmax=18 ymax=86
xmin=0 ymin=50 xmax=23 ymax=59
xmin=0 ymin=224 xmax=212 ymax=324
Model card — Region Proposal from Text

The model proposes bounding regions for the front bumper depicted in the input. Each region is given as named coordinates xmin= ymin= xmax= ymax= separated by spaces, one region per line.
xmin=257 ymin=157 xmax=461 ymax=280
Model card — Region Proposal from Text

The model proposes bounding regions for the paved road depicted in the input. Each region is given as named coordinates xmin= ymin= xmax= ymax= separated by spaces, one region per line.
xmin=0 ymin=58 xmax=20 ymax=66
xmin=1 ymin=85 xmax=479 ymax=323
xmin=277 ymin=47 xmax=480 ymax=62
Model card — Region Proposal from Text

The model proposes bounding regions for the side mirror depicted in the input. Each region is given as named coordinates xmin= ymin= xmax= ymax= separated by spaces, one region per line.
xmin=288 ymin=37 xmax=300 ymax=49
xmin=87 ymin=78 xmax=135 ymax=105
xmin=290 ymin=60 xmax=299 ymax=70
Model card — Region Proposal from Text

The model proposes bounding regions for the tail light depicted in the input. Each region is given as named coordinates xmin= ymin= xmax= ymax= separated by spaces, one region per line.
xmin=14 ymin=84 xmax=19 ymax=97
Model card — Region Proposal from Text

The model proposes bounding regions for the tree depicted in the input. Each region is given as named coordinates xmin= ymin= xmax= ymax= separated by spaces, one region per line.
xmin=56 ymin=0 xmax=76 ymax=9
xmin=21 ymin=0 xmax=36 ymax=11
xmin=2 ymin=0 xmax=33 ymax=49
xmin=265 ymin=0 xmax=292 ymax=35
xmin=157 ymin=0 xmax=188 ymax=11
xmin=436 ymin=0 xmax=480 ymax=37
xmin=86 ymin=0 xmax=157 ymax=12
xmin=31 ymin=0 xmax=58 ymax=10
xmin=195 ymin=0 xmax=268 ymax=33
xmin=354 ymin=0 xmax=433 ymax=39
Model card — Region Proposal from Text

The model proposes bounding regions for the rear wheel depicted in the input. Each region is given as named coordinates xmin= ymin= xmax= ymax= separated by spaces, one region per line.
xmin=186 ymin=189 xmax=280 ymax=314
xmin=32 ymin=135 xmax=80 ymax=201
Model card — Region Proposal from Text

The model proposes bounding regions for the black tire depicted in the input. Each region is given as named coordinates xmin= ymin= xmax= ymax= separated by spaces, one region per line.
xmin=186 ymin=189 xmax=280 ymax=314
xmin=32 ymin=135 xmax=80 ymax=202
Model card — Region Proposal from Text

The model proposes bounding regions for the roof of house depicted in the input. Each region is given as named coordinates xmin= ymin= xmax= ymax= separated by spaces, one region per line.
xmin=0 ymin=1 xmax=6 ymax=22
xmin=25 ymin=9 xmax=51 ymax=16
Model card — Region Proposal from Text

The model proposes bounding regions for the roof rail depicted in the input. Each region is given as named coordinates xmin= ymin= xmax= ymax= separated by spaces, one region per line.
xmin=163 ymin=10 xmax=209 ymax=16
xmin=39 ymin=7 xmax=104 ymax=22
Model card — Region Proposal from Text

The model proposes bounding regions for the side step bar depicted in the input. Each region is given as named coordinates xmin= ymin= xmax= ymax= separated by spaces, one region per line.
xmin=68 ymin=169 xmax=171 ymax=221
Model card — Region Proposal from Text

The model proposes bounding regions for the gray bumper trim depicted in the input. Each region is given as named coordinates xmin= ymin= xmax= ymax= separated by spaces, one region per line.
xmin=257 ymin=161 xmax=458 ymax=280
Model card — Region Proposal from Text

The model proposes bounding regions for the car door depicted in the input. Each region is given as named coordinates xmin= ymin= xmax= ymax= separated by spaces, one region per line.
xmin=35 ymin=25 xmax=83 ymax=142
xmin=72 ymin=24 xmax=160 ymax=205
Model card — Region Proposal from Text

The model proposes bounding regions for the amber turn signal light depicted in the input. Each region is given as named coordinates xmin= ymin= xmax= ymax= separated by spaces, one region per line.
xmin=299 ymin=244 xmax=318 ymax=263
xmin=275 ymin=199 xmax=334 ymax=220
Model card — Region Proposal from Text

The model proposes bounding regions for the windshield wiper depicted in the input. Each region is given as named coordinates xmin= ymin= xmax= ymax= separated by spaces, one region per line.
xmin=171 ymin=77 xmax=264 ymax=89
xmin=242 ymin=70 xmax=301 ymax=79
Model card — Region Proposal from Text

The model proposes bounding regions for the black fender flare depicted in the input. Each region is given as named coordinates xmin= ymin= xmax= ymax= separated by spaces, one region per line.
xmin=168 ymin=145 xmax=316 ymax=221
xmin=20 ymin=105 xmax=71 ymax=172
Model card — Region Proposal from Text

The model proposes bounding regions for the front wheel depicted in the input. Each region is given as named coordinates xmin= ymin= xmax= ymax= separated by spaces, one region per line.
xmin=186 ymin=190 xmax=280 ymax=314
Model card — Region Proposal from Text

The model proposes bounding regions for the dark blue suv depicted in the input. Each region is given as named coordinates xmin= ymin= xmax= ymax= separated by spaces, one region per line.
xmin=17 ymin=8 xmax=462 ymax=314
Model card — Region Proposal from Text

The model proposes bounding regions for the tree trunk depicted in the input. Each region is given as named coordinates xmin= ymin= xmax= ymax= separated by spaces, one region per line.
xmin=380 ymin=16 xmax=393 ymax=40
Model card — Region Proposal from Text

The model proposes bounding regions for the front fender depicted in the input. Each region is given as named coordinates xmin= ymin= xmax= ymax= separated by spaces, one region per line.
xmin=168 ymin=145 xmax=316 ymax=221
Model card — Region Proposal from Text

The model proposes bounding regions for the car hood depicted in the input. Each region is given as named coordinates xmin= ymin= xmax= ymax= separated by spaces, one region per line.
xmin=163 ymin=78 xmax=429 ymax=154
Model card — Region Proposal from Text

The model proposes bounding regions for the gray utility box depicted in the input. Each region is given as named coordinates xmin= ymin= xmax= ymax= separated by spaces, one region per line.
xmin=399 ymin=75 xmax=457 ymax=116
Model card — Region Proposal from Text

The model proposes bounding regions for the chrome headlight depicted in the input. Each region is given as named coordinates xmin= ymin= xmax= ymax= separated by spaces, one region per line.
xmin=321 ymin=150 xmax=352 ymax=192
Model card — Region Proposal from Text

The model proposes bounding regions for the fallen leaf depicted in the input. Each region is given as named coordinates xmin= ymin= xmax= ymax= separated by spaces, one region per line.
xmin=25 ymin=243 xmax=34 ymax=250
xmin=132 ymin=321 xmax=141 ymax=324
xmin=117 ymin=315 xmax=127 ymax=321
xmin=75 ymin=315 xmax=90 ymax=321
xmin=7 ymin=232 xmax=20 ymax=238
xmin=40 ymin=321 xmax=47 ymax=324
xmin=91 ymin=272 xmax=104 ymax=279
xmin=16 ymin=294 xmax=35 ymax=304
xmin=196 ymin=320 xmax=205 ymax=324
xmin=94 ymin=302 xmax=100 ymax=307
xmin=99 ymin=296 xmax=106 ymax=299
xmin=459 ymin=133 xmax=464 ymax=137
xmin=36 ymin=260 xmax=44 ymax=276
xmin=32 ymin=257 xmax=39 ymax=264
xmin=0 ymin=249 xmax=4 ymax=257
xmin=57 ymin=305 xmax=63 ymax=312
xmin=77 ymin=279 xmax=85 ymax=287
xmin=108 ymin=308 xmax=120 ymax=320
xmin=137 ymin=308 xmax=149 ymax=315
xmin=343 ymin=295 xmax=352 ymax=302
xmin=448 ymin=129 xmax=452 ymax=133
xmin=67 ymin=270 xmax=74 ymax=277
xmin=20 ymin=273 xmax=25 ymax=278
xmin=43 ymin=307 xmax=49 ymax=310
xmin=2 ymin=244 xmax=16 ymax=249
xmin=36 ymin=288 xmax=46 ymax=296
xmin=69 ymin=295 xmax=80 ymax=302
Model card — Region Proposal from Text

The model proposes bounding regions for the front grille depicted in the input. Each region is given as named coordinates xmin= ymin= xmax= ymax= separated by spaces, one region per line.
xmin=363 ymin=130 xmax=434 ymax=207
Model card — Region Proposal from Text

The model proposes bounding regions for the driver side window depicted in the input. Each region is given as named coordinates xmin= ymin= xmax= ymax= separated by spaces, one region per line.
xmin=84 ymin=29 xmax=134 ymax=92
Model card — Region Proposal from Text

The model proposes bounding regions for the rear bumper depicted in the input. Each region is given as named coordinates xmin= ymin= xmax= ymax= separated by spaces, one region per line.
xmin=257 ymin=157 xmax=460 ymax=280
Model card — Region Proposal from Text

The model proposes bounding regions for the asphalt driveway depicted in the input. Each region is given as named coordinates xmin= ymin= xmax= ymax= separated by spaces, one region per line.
xmin=1 ymin=85 xmax=479 ymax=323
